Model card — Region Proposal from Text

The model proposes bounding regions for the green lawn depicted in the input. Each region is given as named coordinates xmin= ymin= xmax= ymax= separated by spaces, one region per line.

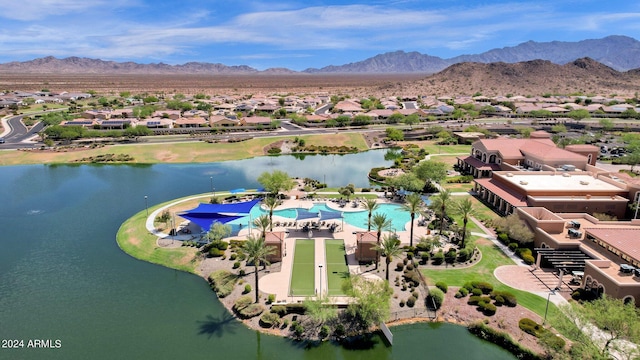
xmin=422 ymin=240 xmax=559 ymax=317
xmin=290 ymin=239 xmax=315 ymax=296
xmin=324 ymin=239 xmax=349 ymax=296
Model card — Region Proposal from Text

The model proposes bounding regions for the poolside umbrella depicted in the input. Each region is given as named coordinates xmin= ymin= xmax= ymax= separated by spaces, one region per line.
xmin=295 ymin=209 xmax=319 ymax=221
xmin=319 ymin=209 xmax=344 ymax=229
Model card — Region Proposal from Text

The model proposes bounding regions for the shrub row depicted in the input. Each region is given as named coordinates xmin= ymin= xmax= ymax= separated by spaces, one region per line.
xmin=468 ymin=322 xmax=541 ymax=360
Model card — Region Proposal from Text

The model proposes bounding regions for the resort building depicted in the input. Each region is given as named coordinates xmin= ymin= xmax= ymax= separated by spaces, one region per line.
xmin=516 ymin=207 xmax=640 ymax=305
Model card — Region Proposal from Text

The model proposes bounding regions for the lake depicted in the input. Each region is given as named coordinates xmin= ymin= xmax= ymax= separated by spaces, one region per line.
xmin=0 ymin=150 xmax=515 ymax=359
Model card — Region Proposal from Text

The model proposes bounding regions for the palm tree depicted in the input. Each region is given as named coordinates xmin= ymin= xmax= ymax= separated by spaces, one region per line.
xmin=374 ymin=234 xmax=404 ymax=281
xmin=253 ymin=214 xmax=271 ymax=240
xmin=452 ymin=197 xmax=475 ymax=249
xmin=361 ymin=198 xmax=379 ymax=231
xmin=371 ymin=213 xmax=393 ymax=270
xmin=402 ymin=193 xmax=424 ymax=248
xmin=430 ymin=189 xmax=451 ymax=235
xmin=263 ymin=196 xmax=279 ymax=231
xmin=241 ymin=234 xmax=276 ymax=303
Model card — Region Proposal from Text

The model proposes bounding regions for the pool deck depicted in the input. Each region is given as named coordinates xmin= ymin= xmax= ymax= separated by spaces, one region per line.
xmin=148 ymin=193 xmax=431 ymax=305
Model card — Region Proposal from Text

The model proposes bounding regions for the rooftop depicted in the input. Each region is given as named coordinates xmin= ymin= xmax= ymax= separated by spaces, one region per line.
xmin=499 ymin=173 xmax=624 ymax=192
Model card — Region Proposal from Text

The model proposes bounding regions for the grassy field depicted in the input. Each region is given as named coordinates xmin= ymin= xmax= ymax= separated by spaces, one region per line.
xmin=324 ymin=239 xmax=349 ymax=296
xmin=422 ymin=239 xmax=558 ymax=317
xmin=116 ymin=204 xmax=199 ymax=274
xmin=290 ymin=239 xmax=315 ymax=297
xmin=0 ymin=132 xmax=369 ymax=166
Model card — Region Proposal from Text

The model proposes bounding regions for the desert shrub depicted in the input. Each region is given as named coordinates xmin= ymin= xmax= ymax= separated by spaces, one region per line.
xmin=471 ymin=281 xmax=493 ymax=294
xmin=292 ymin=322 xmax=305 ymax=337
xmin=468 ymin=296 xmax=491 ymax=305
xmin=479 ymin=301 xmax=497 ymax=316
xmin=445 ymin=249 xmax=457 ymax=263
xmin=243 ymin=284 xmax=252 ymax=294
xmin=285 ymin=303 xmax=307 ymax=315
xmin=518 ymin=318 xmax=543 ymax=337
xmin=396 ymin=261 xmax=404 ymax=271
xmin=428 ymin=288 xmax=444 ymax=310
xmin=208 ymin=270 xmax=237 ymax=298
xmin=491 ymin=291 xmax=517 ymax=307
xmin=468 ymin=322 xmax=540 ymax=360
xmin=229 ymin=253 xmax=237 ymax=260
xmin=462 ymin=282 xmax=475 ymax=292
xmin=435 ymin=281 xmax=448 ymax=293
xmin=229 ymin=239 xmax=244 ymax=248
xmin=516 ymin=248 xmax=532 ymax=258
xmin=238 ymin=303 xmax=264 ymax=319
xmin=457 ymin=248 xmax=472 ymax=262
xmin=259 ymin=312 xmax=280 ymax=328
xmin=238 ymin=269 xmax=246 ymax=276
xmin=522 ymin=254 xmax=535 ymax=265
xmin=399 ymin=299 xmax=405 ymax=307
xmin=267 ymin=294 xmax=276 ymax=304
xmin=406 ymin=296 xmax=416 ymax=308
xmin=405 ymin=262 xmax=414 ymax=271
xmin=208 ymin=247 xmax=225 ymax=257
xmin=232 ymin=261 xmax=240 ymax=269
xmin=271 ymin=305 xmax=287 ymax=316
xmin=508 ymin=242 xmax=519 ymax=251
xmin=406 ymin=252 xmax=413 ymax=260
xmin=319 ymin=325 xmax=330 ymax=339
xmin=455 ymin=287 xmax=469 ymax=298
xmin=402 ymin=270 xmax=421 ymax=287
xmin=234 ymin=295 xmax=253 ymax=310
xmin=471 ymin=288 xmax=483 ymax=296
xmin=432 ymin=250 xmax=445 ymax=265
xmin=334 ymin=324 xmax=345 ymax=338
xmin=539 ymin=330 xmax=566 ymax=351
xmin=497 ymin=233 xmax=509 ymax=244
xmin=411 ymin=290 xmax=420 ymax=298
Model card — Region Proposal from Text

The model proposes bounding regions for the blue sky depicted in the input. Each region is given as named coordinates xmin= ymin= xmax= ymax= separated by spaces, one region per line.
xmin=0 ymin=0 xmax=639 ymax=70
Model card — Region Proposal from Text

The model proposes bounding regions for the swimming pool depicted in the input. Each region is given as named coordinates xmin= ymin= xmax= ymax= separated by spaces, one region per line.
xmin=230 ymin=202 xmax=413 ymax=232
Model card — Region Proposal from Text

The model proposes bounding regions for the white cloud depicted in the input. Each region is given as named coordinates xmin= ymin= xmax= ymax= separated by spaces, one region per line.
xmin=0 ymin=0 xmax=137 ymax=21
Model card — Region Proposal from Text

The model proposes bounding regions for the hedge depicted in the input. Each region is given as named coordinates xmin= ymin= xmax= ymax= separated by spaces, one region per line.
xmin=491 ymin=290 xmax=517 ymax=307
xmin=468 ymin=322 xmax=541 ymax=360
xmin=435 ymin=281 xmax=448 ymax=293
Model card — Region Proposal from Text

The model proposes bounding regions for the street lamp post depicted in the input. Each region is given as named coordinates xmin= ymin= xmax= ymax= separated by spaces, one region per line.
xmin=319 ymin=264 xmax=323 ymax=297
xmin=144 ymin=195 xmax=148 ymax=216
xmin=543 ymin=290 xmax=556 ymax=325
xmin=210 ymin=176 xmax=215 ymax=196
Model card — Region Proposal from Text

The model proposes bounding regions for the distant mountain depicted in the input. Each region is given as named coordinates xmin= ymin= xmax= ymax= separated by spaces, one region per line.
xmin=394 ymin=57 xmax=640 ymax=97
xmin=304 ymin=35 xmax=640 ymax=73
xmin=0 ymin=56 xmax=262 ymax=74
xmin=1 ymin=36 xmax=639 ymax=75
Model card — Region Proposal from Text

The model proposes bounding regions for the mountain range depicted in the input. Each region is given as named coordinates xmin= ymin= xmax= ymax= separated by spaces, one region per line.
xmin=0 ymin=35 xmax=639 ymax=74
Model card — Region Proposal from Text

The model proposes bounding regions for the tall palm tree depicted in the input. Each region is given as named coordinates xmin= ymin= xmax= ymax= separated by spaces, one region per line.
xmin=430 ymin=189 xmax=451 ymax=235
xmin=262 ymin=196 xmax=279 ymax=231
xmin=361 ymin=198 xmax=379 ymax=231
xmin=452 ymin=197 xmax=475 ymax=249
xmin=374 ymin=234 xmax=404 ymax=281
xmin=241 ymin=234 xmax=276 ymax=303
xmin=371 ymin=213 xmax=393 ymax=270
xmin=402 ymin=193 xmax=424 ymax=248
xmin=253 ymin=214 xmax=271 ymax=240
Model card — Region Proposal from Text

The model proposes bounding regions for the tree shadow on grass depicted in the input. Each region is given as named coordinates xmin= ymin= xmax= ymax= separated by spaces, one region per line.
xmin=197 ymin=311 xmax=241 ymax=339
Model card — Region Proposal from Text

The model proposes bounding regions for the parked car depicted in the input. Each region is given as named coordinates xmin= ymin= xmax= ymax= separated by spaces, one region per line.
xmin=0 ymin=138 xmax=5 ymax=144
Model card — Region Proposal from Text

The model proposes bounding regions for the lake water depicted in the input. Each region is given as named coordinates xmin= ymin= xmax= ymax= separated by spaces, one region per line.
xmin=0 ymin=150 xmax=515 ymax=359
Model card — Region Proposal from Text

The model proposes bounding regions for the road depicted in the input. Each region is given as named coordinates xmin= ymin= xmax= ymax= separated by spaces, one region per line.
xmin=0 ymin=114 xmax=46 ymax=149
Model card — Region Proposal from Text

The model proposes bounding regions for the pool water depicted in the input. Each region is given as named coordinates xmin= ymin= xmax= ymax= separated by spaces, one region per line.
xmin=232 ymin=202 xmax=413 ymax=232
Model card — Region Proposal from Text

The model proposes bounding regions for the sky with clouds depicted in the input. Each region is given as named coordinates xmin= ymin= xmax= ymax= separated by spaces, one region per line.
xmin=0 ymin=0 xmax=638 ymax=70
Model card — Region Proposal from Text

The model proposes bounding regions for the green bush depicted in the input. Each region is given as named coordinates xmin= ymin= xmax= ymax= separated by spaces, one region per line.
xmin=267 ymin=294 xmax=276 ymax=304
xmin=471 ymin=281 xmax=493 ymax=294
xmin=457 ymin=248 xmax=472 ymax=262
xmin=293 ymin=322 xmax=305 ymax=337
xmin=285 ymin=303 xmax=307 ymax=315
xmin=234 ymin=295 xmax=253 ymax=310
xmin=405 ymin=262 xmax=414 ymax=271
xmin=455 ymin=287 xmax=469 ymax=298
xmin=406 ymin=296 xmax=416 ymax=307
xmin=270 ymin=305 xmax=287 ymax=316
xmin=243 ymin=284 xmax=252 ymax=294
xmin=411 ymin=290 xmax=419 ymax=299
xmin=399 ymin=299 xmax=405 ymax=307
xmin=396 ymin=261 xmax=404 ymax=271
xmin=259 ymin=312 xmax=280 ymax=328
xmin=522 ymin=254 xmax=535 ymax=265
xmin=491 ymin=290 xmax=517 ymax=307
xmin=232 ymin=261 xmax=241 ymax=269
xmin=208 ymin=247 xmax=225 ymax=257
xmin=432 ymin=250 xmax=445 ymax=265
xmin=497 ymin=233 xmax=509 ymax=244
xmin=508 ymin=243 xmax=519 ymax=251
xmin=435 ymin=281 xmax=448 ymax=293
xmin=445 ymin=249 xmax=457 ymax=263
xmin=518 ymin=318 xmax=543 ymax=337
xmin=319 ymin=325 xmax=330 ymax=339
xmin=402 ymin=270 xmax=421 ymax=287
xmin=468 ymin=322 xmax=540 ymax=360
xmin=471 ymin=288 xmax=482 ymax=296
xmin=238 ymin=303 xmax=264 ymax=319
xmin=229 ymin=253 xmax=237 ymax=260
xmin=462 ymin=282 xmax=475 ymax=292
xmin=468 ymin=296 xmax=491 ymax=305
xmin=479 ymin=301 xmax=497 ymax=316
xmin=428 ymin=288 xmax=444 ymax=310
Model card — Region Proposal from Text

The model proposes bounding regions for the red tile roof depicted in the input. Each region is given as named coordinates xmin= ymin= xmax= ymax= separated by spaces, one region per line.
xmin=459 ymin=156 xmax=501 ymax=170
xmin=475 ymin=178 xmax=529 ymax=207
xmin=584 ymin=228 xmax=640 ymax=263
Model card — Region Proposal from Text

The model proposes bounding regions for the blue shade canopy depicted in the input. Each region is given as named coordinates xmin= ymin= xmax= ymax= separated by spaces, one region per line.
xmin=230 ymin=188 xmax=246 ymax=194
xmin=181 ymin=198 xmax=260 ymax=215
xmin=180 ymin=213 xmax=243 ymax=232
xmin=319 ymin=209 xmax=343 ymax=220
xmin=295 ymin=209 xmax=318 ymax=220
